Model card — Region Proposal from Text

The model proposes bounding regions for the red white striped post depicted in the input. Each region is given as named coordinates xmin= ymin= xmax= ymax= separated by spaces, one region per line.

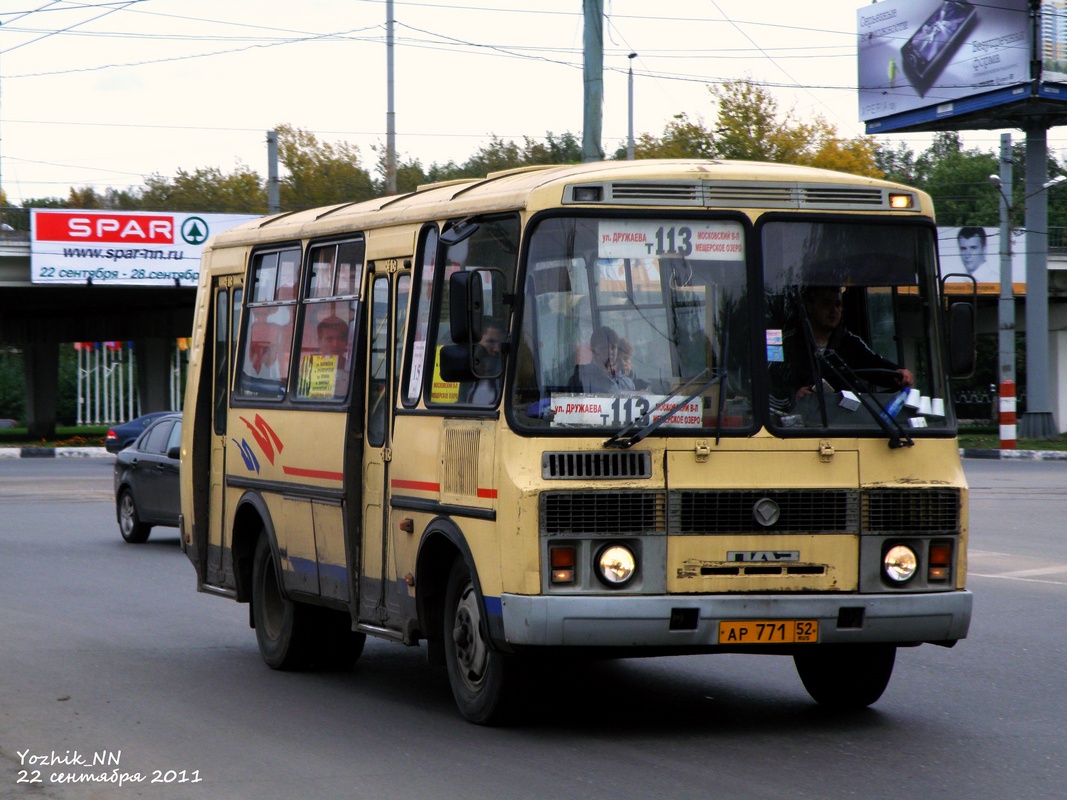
xmin=999 ymin=380 xmax=1017 ymax=450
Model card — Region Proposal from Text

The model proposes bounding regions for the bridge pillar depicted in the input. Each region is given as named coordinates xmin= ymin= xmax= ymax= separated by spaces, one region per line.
xmin=134 ymin=338 xmax=174 ymax=412
xmin=23 ymin=341 xmax=59 ymax=439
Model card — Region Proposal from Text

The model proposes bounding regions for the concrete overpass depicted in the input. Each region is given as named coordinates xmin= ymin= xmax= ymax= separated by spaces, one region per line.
xmin=1 ymin=229 xmax=195 ymax=436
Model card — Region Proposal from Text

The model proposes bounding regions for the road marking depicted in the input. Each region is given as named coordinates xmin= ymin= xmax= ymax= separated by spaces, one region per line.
xmin=969 ymin=572 xmax=1067 ymax=586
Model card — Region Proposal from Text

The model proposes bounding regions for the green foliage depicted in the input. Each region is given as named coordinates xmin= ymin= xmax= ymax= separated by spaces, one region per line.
xmin=140 ymin=165 xmax=266 ymax=214
xmin=0 ymin=349 xmax=24 ymax=422
xmin=276 ymin=124 xmax=375 ymax=210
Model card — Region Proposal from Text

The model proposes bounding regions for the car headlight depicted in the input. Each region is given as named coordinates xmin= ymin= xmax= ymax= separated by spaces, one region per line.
xmin=596 ymin=544 xmax=637 ymax=587
xmin=884 ymin=544 xmax=918 ymax=583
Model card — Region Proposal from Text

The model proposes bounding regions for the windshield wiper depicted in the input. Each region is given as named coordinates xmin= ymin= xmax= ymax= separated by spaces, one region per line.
xmin=604 ymin=368 xmax=724 ymax=449
xmin=816 ymin=349 xmax=914 ymax=449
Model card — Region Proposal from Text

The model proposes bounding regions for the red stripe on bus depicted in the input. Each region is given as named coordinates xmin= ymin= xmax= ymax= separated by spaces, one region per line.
xmin=282 ymin=466 xmax=344 ymax=481
xmin=477 ymin=488 xmax=498 ymax=499
xmin=391 ymin=479 xmax=440 ymax=492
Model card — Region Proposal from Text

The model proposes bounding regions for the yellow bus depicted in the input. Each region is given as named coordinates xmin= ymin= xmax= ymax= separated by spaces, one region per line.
xmin=179 ymin=159 xmax=974 ymax=724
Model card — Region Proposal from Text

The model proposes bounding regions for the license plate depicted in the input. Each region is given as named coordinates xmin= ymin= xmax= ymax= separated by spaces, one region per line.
xmin=718 ymin=620 xmax=819 ymax=644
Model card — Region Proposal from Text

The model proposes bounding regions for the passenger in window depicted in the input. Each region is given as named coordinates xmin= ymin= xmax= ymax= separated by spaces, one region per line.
xmin=788 ymin=286 xmax=913 ymax=399
xmin=317 ymin=316 xmax=350 ymax=396
xmin=245 ymin=321 xmax=283 ymax=381
xmin=617 ymin=338 xmax=650 ymax=391
xmin=317 ymin=316 xmax=350 ymax=368
xmin=463 ymin=318 xmax=506 ymax=404
xmin=571 ymin=325 xmax=636 ymax=393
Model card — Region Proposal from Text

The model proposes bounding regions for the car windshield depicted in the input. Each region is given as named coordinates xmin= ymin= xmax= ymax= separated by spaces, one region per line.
xmin=761 ymin=219 xmax=953 ymax=437
xmin=511 ymin=215 xmax=753 ymax=434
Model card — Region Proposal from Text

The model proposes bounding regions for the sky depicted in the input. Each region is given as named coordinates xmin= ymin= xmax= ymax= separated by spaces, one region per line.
xmin=0 ymin=0 xmax=1044 ymax=206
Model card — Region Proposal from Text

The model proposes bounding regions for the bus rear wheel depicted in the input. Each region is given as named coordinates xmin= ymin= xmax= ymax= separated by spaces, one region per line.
xmin=252 ymin=535 xmax=315 ymax=670
xmin=794 ymin=644 xmax=896 ymax=709
xmin=443 ymin=558 xmax=518 ymax=725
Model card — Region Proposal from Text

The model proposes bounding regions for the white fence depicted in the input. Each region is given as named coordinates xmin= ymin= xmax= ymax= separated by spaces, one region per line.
xmin=75 ymin=343 xmax=185 ymax=425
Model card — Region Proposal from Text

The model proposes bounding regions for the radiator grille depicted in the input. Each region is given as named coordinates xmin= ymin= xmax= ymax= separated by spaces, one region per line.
xmin=542 ymin=451 xmax=652 ymax=480
xmin=442 ymin=427 xmax=480 ymax=497
xmin=609 ymin=182 xmax=703 ymax=204
xmin=800 ymin=187 xmax=885 ymax=207
xmin=862 ymin=489 xmax=960 ymax=533
xmin=670 ymin=490 xmax=859 ymax=534
xmin=541 ymin=491 xmax=665 ymax=536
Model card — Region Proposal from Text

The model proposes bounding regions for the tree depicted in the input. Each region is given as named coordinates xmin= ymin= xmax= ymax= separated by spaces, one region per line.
xmin=709 ymin=79 xmax=881 ymax=177
xmin=138 ymin=165 xmax=266 ymax=214
xmin=276 ymin=124 xmax=375 ymax=211
xmin=914 ymin=132 xmax=999 ymax=227
xmin=614 ymin=113 xmax=716 ymax=160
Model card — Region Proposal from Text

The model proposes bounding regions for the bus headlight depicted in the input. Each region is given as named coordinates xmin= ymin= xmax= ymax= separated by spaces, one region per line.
xmin=596 ymin=544 xmax=637 ymax=587
xmin=884 ymin=545 xmax=918 ymax=583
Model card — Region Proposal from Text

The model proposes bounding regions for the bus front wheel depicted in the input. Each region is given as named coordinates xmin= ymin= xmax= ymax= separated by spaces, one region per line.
xmin=794 ymin=644 xmax=896 ymax=709
xmin=443 ymin=558 xmax=518 ymax=725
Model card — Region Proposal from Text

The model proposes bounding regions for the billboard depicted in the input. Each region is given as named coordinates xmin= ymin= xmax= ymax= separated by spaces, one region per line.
xmin=858 ymin=0 xmax=1031 ymax=125
xmin=31 ymin=209 xmax=259 ymax=286
xmin=941 ymin=225 xmax=1028 ymax=292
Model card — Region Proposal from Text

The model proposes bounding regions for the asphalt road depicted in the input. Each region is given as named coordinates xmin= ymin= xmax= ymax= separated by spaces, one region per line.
xmin=0 ymin=456 xmax=1064 ymax=800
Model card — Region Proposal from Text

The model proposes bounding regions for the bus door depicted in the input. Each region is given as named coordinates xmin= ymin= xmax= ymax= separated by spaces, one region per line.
xmin=359 ymin=262 xmax=410 ymax=629
xmin=208 ymin=275 xmax=242 ymax=585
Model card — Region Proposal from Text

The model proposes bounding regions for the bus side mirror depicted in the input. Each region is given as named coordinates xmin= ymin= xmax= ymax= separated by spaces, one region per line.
xmin=948 ymin=301 xmax=976 ymax=378
xmin=449 ymin=271 xmax=484 ymax=346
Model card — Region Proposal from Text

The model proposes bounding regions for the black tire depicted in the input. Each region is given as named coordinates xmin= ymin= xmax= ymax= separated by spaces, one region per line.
xmin=794 ymin=645 xmax=896 ymax=709
xmin=118 ymin=488 xmax=151 ymax=543
xmin=252 ymin=535 xmax=314 ymax=670
xmin=443 ymin=558 xmax=519 ymax=725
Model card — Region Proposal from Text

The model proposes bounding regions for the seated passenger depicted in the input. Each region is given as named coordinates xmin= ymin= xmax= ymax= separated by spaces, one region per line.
xmin=570 ymin=325 xmax=636 ymax=393
xmin=617 ymin=337 xmax=650 ymax=391
xmin=462 ymin=318 xmax=506 ymax=404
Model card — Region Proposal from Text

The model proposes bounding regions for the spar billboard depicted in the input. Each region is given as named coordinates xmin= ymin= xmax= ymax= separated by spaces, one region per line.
xmin=858 ymin=0 xmax=1031 ymax=131
xmin=31 ymin=209 xmax=259 ymax=286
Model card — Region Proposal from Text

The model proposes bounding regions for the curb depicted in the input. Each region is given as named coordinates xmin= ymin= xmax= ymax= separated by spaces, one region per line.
xmin=0 ymin=446 xmax=112 ymax=459
xmin=959 ymin=447 xmax=1067 ymax=461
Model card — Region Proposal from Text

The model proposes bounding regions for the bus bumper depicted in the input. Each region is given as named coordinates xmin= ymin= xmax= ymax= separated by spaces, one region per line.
xmin=498 ymin=590 xmax=972 ymax=648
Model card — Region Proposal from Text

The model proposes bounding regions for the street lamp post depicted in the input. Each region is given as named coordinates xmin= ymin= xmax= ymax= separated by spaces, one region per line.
xmin=988 ymin=162 xmax=1067 ymax=447
xmin=627 ymin=53 xmax=637 ymax=161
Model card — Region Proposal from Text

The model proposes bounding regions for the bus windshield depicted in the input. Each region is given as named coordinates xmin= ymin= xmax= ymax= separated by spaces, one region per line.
xmin=762 ymin=219 xmax=953 ymax=436
xmin=512 ymin=214 xmax=754 ymax=433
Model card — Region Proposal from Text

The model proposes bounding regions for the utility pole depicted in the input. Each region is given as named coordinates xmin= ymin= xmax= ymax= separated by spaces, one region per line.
xmin=385 ymin=0 xmax=397 ymax=194
xmin=582 ymin=0 xmax=604 ymax=162
xmin=267 ymin=130 xmax=280 ymax=215
xmin=995 ymin=133 xmax=1015 ymax=448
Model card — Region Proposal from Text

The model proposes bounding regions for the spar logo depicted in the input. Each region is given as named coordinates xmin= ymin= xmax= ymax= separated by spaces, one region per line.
xmin=35 ymin=211 xmax=176 ymax=244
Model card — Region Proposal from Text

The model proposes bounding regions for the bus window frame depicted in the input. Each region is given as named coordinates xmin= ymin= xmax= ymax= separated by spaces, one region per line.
xmin=233 ymin=242 xmax=303 ymax=406
xmin=424 ymin=213 xmax=520 ymax=411
xmin=503 ymin=207 xmax=760 ymax=439
xmin=401 ymin=224 xmax=438 ymax=409
xmin=291 ymin=235 xmax=366 ymax=407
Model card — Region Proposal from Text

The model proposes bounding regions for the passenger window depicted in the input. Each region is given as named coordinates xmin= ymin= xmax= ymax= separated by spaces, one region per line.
xmin=429 ymin=216 xmax=519 ymax=406
xmin=295 ymin=239 xmax=363 ymax=401
xmin=237 ymin=248 xmax=300 ymax=400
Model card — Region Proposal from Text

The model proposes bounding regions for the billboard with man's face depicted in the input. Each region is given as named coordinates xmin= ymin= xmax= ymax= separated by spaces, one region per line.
xmin=858 ymin=0 xmax=1030 ymax=125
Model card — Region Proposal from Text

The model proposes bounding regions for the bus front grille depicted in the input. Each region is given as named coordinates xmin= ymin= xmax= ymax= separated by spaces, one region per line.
xmin=862 ymin=488 xmax=960 ymax=533
xmin=670 ymin=489 xmax=859 ymax=534
xmin=542 ymin=450 xmax=652 ymax=480
xmin=541 ymin=491 xmax=665 ymax=536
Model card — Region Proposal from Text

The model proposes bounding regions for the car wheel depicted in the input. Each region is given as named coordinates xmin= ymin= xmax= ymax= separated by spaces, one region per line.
xmin=794 ymin=644 xmax=896 ymax=709
xmin=443 ymin=557 xmax=520 ymax=724
xmin=118 ymin=489 xmax=151 ymax=543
